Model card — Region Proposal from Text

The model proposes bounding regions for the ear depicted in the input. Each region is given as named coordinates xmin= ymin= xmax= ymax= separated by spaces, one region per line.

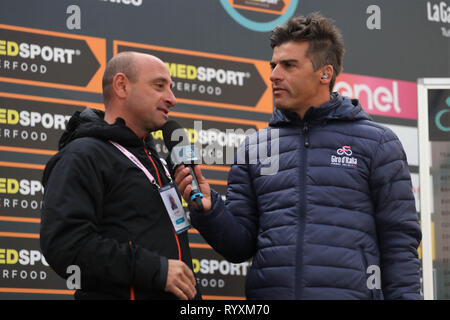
xmin=320 ymin=65 xmax=334 ymax=84
xmin=112 ymin=73 xmax=129 ymax=99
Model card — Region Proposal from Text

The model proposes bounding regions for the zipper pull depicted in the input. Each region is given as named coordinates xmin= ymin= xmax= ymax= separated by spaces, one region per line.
xmin=303 ymin=122 xmax=310 ymax=148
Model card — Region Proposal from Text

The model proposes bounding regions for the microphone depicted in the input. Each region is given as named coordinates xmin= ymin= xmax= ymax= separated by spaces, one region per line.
xmin=162 ymin=120 xmax=204 ymax=211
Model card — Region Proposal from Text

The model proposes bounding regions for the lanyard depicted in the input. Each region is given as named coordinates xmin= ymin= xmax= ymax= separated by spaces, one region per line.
xmin=109 ymin=141 xmax=172 ymax=188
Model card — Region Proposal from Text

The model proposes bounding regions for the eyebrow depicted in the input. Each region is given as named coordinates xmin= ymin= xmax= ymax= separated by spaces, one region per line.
xmin=153 ymin=77 xmax=169 ymax=83
xmin=152 ymin=77 xmax=173 ymax=86
xmin=270 ymin=59 xmax=298 ymax=67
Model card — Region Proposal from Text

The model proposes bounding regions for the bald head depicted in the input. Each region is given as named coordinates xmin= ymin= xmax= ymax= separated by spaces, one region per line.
xmin=102 ymin=51 xmax=166 ymax=104
xmin=102 ymin=51 xmax=176 ymax=135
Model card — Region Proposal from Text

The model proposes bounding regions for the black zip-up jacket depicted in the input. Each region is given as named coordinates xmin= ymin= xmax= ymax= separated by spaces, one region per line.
xmin=40 ymin=108 xmax=200 ymax=300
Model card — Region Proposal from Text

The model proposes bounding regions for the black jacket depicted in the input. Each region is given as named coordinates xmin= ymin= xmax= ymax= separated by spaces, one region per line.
xmin=40 ymin=108 xmax=200 ymax=300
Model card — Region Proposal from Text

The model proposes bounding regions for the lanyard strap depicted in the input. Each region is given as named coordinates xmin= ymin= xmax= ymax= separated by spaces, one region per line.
xmin=110 ymin=141 xmax=172 ymax=187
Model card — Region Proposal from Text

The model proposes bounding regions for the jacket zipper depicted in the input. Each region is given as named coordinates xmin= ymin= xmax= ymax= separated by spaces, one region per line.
xmin=303 ymin=122 xmax=310 ymax=148
xmin=295 ymin=121 xmax=309 ymax=299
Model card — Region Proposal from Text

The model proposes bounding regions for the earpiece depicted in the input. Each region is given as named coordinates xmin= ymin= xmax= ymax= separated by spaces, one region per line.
xmin=321 ymin=74 xmax=328 ymax=79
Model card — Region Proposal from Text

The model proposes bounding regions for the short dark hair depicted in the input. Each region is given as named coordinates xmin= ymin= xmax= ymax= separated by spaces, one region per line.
xmin=102 ymin=51 xmax=139 ymax=103
xmin=270 ymin=13 xmax=345 ymax=92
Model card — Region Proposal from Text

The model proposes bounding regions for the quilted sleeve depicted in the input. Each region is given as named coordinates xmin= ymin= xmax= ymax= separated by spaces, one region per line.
xmin=370 ymin=128 xmax=422 ymax=300
xmin=189 ymin=139 xmax=259 ymax=263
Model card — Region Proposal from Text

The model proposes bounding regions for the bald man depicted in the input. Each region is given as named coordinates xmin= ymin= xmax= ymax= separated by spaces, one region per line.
xmin=40 ymin=52 xmax=200 ymax=300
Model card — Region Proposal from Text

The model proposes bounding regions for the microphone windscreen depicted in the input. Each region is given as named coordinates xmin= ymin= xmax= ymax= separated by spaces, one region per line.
xmin=162 ymin=120 xmax=189 ymax=152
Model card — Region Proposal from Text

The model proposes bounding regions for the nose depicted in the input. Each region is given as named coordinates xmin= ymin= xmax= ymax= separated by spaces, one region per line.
xmin=166 ymin=88 xmax=177 ymax=108
xmin=270 ymin=65 xmax=282 ymax=84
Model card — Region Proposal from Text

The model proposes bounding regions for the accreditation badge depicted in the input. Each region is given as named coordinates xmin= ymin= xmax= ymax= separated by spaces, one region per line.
xmin=159 ymin=183 xmax=191 ymax=234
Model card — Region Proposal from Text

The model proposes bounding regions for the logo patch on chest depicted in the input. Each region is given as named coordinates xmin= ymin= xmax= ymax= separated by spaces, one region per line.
xmin=330 ymin=146 xmax=358 ymax=167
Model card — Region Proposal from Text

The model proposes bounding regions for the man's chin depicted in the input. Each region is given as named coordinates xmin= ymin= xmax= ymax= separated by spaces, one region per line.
xmin=274 ymin=103 xmax=292 ymax=111
xmin=157 ymin=115 xmax=170 ymax=127
xmin=149 ymin=120 xmax=167 ymax=132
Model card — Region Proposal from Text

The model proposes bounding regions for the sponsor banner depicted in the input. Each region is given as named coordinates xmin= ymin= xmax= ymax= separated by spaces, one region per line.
xmin=0 ymin=165 xmax=43 ymax=221
xmin=0 ymin=92 xmax=104 ymax=153
xmin=190 ymin=246 xmax=248 ymax=299
xmin=114 ymin=41 xmax=273 ymax=113
xmin=334 ymin=73 xmax=418 ymax=120
xmin=229 ymin=0 xmax=291 ymax=15
xmin=0 ymin=235 xmax=70 ymax=293
xmin=151 ymin=112 xmax=267 ymax=168
xmin=0 ymin=25 xmax=105 ymax=93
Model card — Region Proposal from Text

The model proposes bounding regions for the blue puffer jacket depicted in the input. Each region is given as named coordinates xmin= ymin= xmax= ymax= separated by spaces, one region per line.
xmin=190 ymin=93 xmax=422 ymax=300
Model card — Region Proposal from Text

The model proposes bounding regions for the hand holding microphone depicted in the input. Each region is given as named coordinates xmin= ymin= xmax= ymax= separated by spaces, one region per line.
xmin=162 ymin=120 xmax=211 ymax=212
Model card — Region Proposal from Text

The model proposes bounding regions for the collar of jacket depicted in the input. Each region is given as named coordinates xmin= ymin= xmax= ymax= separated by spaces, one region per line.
xmin=269 ymin=92 xmax=371 ymax=127
xmin=58 ymin=108 xmax=157 ymax=151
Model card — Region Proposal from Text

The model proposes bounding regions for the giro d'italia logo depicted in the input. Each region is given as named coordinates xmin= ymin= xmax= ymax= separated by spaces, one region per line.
xmin=220 ymin=0 xmax=299 ymax=32
xmin=331 ymin=146 xmax=358 ymax=168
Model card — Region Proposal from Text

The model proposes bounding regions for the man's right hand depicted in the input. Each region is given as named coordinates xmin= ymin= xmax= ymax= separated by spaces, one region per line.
xmin=165 ymin=259 xmax=197 ymax=300
xmin=174 ymin=164 xmax=212 ymax=212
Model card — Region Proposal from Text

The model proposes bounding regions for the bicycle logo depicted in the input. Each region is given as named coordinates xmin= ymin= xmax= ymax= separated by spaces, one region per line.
xmin=337 ymin=146 xmax=352 ymax=156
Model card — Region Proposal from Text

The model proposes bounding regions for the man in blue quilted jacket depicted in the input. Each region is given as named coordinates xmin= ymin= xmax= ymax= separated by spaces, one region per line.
xmin=175 ymin=13 xmax=422 ymax=300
